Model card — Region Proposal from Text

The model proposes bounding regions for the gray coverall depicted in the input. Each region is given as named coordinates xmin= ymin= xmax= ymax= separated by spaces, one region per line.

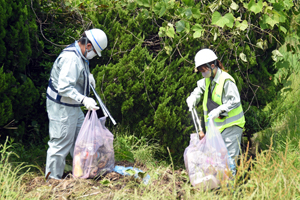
xmin=45 ymin=41 xmax=90 ymax=179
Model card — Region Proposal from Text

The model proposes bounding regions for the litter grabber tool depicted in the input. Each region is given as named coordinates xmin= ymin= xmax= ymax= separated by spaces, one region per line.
xmin=191 ymin=107 xmax=202 ymax=134
xmin=90 ymin=84 xmax=117 ymax=125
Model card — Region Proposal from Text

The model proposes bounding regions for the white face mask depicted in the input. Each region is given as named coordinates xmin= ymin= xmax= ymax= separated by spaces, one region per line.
xmin=86 ymin=50 xmax=97 ymax=60
xmin=201 ymin=70 xmax=211 ymax=78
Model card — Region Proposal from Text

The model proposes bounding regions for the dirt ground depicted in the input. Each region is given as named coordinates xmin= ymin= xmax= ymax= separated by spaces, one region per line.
xmin=23 ymin=160 xmax=188 ymax=199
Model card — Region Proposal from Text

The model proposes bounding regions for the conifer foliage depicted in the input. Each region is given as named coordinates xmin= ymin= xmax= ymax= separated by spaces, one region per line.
xmin=0 ymin=0 xmax=298 ymax=161
xmin=0 ymin=0 xmax=39 ymax=142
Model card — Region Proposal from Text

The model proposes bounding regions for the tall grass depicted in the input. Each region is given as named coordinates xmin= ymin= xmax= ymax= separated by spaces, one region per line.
xmin=0 ymin=137 xmax=31 ymax=200
xmin=108 ymin=137 xmax=300 ymax=200
xmin=14 ymin=129 xmax=300 ymax=200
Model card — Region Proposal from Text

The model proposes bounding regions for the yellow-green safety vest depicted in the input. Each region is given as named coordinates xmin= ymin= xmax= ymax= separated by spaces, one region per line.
xmin=203 ymin=71 xmax=245 ymax=133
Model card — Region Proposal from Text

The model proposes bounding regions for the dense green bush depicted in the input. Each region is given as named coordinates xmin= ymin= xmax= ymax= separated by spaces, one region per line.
xmin=89 ymin=0 xmax=296 ymax=160
xmin=0 ymin=0 xmax=41 ymax=143
xmin=0 ymin=0 xmax=298 ymax=163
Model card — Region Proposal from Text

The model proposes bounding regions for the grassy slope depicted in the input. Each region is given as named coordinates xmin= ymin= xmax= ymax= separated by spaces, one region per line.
xmin=253 ymin=35 xmax=300 ymax=151
xmin=2 ymin=37 xmax=300 ymax=200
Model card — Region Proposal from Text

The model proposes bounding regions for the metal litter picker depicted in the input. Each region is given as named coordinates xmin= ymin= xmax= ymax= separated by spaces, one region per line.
xmin=90 ymin=84 xmax=117 ymax=125
xmin=191 ymin=107 xmax=202 ymax=136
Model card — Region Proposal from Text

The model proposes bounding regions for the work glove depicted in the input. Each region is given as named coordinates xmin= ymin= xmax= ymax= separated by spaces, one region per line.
xmin=186 ymin=96 xmax=196 ymax=111
xmin=82 ymin=97 xmax=99 ymax=110
xmin=207 ymin=107 xmax=221 ymax=120
xmin=89 ymin=74 xmax=96 ymax=88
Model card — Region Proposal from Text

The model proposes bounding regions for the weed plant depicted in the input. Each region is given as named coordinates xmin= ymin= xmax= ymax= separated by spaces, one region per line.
xmin=0 ymin=137 xmax=31 ymax=200
xmin=3 ymin=130 xmax=298 ymax=199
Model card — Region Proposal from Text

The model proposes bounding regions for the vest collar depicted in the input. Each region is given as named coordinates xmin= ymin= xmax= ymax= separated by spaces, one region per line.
xmin=211 ymin=68 xmax=222 ymax=85
xmin=75 ymin=41 xmax=88 ymax=61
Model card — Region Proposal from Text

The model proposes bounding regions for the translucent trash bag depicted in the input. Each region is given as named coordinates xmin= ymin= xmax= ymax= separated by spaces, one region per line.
xmin=73 ymin=110 xmax=115 ymax=179
xmin=184 ymin=119 xmax=231 ymax=190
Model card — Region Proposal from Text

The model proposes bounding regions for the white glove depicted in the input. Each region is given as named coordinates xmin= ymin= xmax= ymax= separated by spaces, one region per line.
xmin=186 ymin=96 xmax=196 ymax=111
xmin=89 ymin=74 xmax=96 ymax=88
xmin=208 ymin=108 xmax=221 ymax=120
xmin=82 ymin=97 xmax=99 ymax=110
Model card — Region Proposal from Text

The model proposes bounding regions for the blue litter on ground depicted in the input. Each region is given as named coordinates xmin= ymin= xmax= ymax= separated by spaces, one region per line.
xmin=114 ymin=165 xmax=151 ymax=185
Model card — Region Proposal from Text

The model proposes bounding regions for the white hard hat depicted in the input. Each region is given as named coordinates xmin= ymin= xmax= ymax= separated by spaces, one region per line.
xmin=85 ymin=29 xmax=108 ymax=57
xmin=194 ymin=49 xmax=218 ymax=69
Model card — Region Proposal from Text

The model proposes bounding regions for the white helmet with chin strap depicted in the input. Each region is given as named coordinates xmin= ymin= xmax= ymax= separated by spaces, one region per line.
xmin=194 ymin=48 xmax=218 ymax=72
xmin=85 ymin=29 xmax=108 ymax=57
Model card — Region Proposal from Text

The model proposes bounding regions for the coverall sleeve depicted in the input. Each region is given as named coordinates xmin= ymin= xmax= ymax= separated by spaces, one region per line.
xmin=187 ymin=78 xmax=206 ymax=106
xmin=219 ymin=80 xmax=241 ymax=116
xmin=57 ymin=55 xmax=85 ymax=103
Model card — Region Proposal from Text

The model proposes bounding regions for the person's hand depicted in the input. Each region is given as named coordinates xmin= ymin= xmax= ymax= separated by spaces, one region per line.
xmin=89 ymin=74 xmax=96 ymax=88
xmin=186 ymin=97 xmax=196 ymax=111
xmin=82 ymin=97 xmax=99 ymax=110
xmin=199 ymin=131 xmax=205 ymax=140
xmin=208 ymin=108 xmax=221 ymax=120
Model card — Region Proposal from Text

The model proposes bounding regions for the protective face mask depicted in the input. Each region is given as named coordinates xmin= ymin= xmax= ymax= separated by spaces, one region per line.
xmin=86 ymin=50 xmax=97 ymax=60
xmin=201 ymin=70 xmax=211 ymax=78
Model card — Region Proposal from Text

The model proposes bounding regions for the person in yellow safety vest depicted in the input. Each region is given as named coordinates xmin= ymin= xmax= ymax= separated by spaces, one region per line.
xmin=186 ymin=48 xmax=246 ymax=176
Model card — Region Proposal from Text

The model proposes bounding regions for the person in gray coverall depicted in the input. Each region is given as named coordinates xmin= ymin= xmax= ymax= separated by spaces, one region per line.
xmin=45 ymin=28 xmax=108 ymax=180
xmin=186 ymin=49 xmax=246 ymax=176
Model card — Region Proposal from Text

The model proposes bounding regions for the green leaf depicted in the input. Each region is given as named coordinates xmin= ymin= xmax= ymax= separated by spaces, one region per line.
xmin=192 ymin=8 xmax=201 ymax=19
xmin=177 ymin=8 xmax=185 ymax=17
xmin=166 ymin=26 xmax=175 ymax=38
xmin=164 ymin=46 xmax=173 ymax=55
xmin=127 ymin=2 xmax=136 ymax=10
xmin=153 ymin=2 xmax=167 ymax=17
xmin=259 ymin=19 xmax=269 ymax=29
xmin=239 ymin=53 xmax=248 ymax=62
xmin=262 ymin=14 xmax=279 ymax=28
xmin=136 ymin=0 xmax=151 ymax=7
xmin=212 ymin=11 xmax=229 ymax=28
xmin=223 ymin=13 xmax=235 ymax=28
xmin=125 ymin=169 xmax=136 ymax=176
xmin=100 ymin=179 xmax=111 ymax=185
xmin=159 ymin=5 xmax=167 ymax=17
xmin=175 ymin=20 xmax=186 ymax=32
xmin=256 ymin=39 xmax=264 ymax=50
xmin=274 ymin=10 xmax=286 ymax=23
xmin=236 ymin=20 xmax=248 ymax=31
xmin=275 ymin=60 xmax=289 ymax=69
xmin=158 ymin=27 xmax=166 ymax=37
xmin=271 ymin=50 xmax=283 ymax=61
xmin=273 ymin=3 xmax=284 ymax=11
xmin=213 ymin=31 xmax=218 ymax=41
xmin=230 ymin=1 xmax=239 ymax=10
xmin=185 ymin=21 xmax=191 ymax=33
xmin=281 ymin=0 xmax=293 ymax=10
xmin=138 ymin=171 xmax=147 ymax=179
xmin=211 ymin=12 xmax=234 ymax=28
xmin=244 ymin=0 xmax=263 ymax=14
xmin=185 ymin=8 xmax=193 ymax=18
xmin=182 ymin=0 xmax=194 ymax=6
xmin=272 ymin=50 xmax=283 ymax=57
xmin=192 ymin=24 xmax=204 ymax=38
xmin=279 ymin=26 xmax=287 ymax=34
xmin=142 ymin=9 xmax=150 ymax=18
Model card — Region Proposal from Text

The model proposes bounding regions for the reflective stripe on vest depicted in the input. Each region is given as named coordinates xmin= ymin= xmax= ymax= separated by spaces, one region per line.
xmin=203 ymin=71 xmax=245 ymax=133
xmin=46 ymin=43 xmax=88 ymax=107
xmin=46 ymin=79 xmax=83 ymax=107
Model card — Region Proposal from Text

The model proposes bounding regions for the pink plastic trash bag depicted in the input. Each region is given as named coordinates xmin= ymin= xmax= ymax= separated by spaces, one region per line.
xmin=184 ymin=119 xmax=230 ymax=190
xmin=73 ymin=110 xmax=115 ymax=179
